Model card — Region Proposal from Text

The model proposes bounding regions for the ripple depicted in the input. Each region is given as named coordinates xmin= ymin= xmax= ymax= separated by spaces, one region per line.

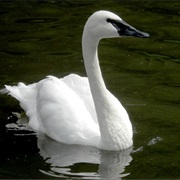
xmin=16 ymin=17 xmax=59 ymax=24
xmin=0 ymin=50 xmax=30 ymax=56
xmin=163 ymin=39 xmax=180 ymax=44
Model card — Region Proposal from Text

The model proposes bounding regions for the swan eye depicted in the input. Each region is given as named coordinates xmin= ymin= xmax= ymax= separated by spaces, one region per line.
xmin=106 ymin=18 xmax=127 ymax=33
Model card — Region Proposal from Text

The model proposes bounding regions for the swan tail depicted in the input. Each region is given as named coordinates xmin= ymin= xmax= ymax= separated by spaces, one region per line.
xmin=2 ymin=83 xmax=36 ymax=112
xmin=0 ymin=87 xmax=9 ymax=94
xmin=1 ymin=82 xmax=44 ymax=132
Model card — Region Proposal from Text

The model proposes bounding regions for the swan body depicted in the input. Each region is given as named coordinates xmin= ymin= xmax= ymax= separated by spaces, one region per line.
xmin=1 ymin=10 xmax=149 ymax=150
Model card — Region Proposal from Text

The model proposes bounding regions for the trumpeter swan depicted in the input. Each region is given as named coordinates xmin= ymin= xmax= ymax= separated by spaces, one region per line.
xmin=1 ymin=10 xmax=149 ymax=150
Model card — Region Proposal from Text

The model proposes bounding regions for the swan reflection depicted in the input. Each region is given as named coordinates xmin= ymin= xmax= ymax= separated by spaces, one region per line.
xmin=38 ymin=135 xmax=132 ymax=179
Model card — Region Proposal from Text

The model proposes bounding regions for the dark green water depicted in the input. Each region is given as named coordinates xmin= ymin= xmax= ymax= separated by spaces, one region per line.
xmin=0 ymin=0 xmax=179 ymax=179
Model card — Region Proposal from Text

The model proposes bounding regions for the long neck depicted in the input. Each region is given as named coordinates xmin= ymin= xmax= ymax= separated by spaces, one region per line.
xmin=82 ymin=31 xmax=112 ymax=146
xmin=82 ymin=33 xmax=106 ymax=102
xmin=82 ymin=30 xmax=132 ymax=150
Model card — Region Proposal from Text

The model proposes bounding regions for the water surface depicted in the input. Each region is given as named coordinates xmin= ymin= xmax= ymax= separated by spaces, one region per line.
xmin=0 ymin=0 xmax=179 ymax=179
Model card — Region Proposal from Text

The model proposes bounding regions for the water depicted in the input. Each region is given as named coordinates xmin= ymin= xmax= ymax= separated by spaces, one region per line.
xmin=0 ymin=0 xmax=180 ymax=179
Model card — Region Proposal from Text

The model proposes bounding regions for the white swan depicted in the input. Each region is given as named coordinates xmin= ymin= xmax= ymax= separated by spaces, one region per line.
xmin=1 ymin=11 xmax=149 ymax=151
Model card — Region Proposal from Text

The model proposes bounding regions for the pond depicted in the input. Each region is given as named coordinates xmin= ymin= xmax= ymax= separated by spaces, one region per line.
xmin=0 ymin=0 xmax=180 ymax=179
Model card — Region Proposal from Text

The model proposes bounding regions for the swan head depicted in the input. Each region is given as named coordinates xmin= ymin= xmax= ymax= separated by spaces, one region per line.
xmin=83 ymin=10 xmax=149 ymax=41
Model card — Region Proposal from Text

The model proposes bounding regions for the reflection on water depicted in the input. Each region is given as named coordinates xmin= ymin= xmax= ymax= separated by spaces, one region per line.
xmin=38 ymin=135 xmax=132 ymax=179
xmin=4 ymin=121 xmax=132 ymax=179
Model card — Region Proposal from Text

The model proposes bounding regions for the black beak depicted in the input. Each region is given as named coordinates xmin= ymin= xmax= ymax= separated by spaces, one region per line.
xmin=107 ymin=18 xmax=150 ymax=38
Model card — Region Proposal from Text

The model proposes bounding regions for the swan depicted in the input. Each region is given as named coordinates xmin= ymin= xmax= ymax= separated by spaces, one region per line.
xmin=1 ymin=10 xmax=149 ymax=151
